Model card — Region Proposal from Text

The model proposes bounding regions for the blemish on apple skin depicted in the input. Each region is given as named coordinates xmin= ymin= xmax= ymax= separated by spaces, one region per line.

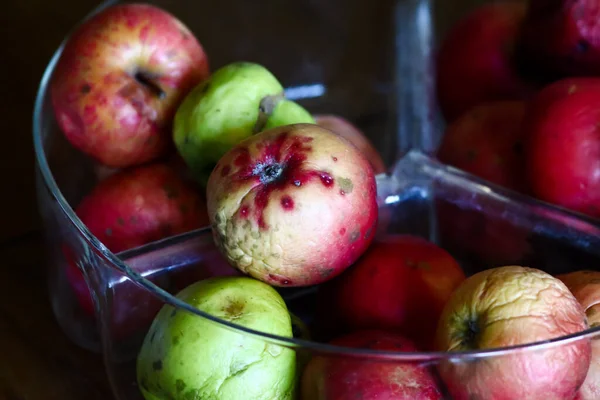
xmin=105 ymin=228 xmax=113 ymax=237
xmin=240 ymin=206 xmax=249 ymax=218
xmin=80 ymin=84 xmax=91 ymax=94
xmin=280 ymin=196 xmax=294 ymax=210
xmin=332 ymin=156 xmax=338 ymax=162
xmin=349 ymin=231 xmax=360 ymax=243
xmin=339 ymin=227 xmax=347 ymax=235
xmin=152 ymin=360 xmax=163 ymax=371
xmin=268 ymin=274 xmax=292 ymax=285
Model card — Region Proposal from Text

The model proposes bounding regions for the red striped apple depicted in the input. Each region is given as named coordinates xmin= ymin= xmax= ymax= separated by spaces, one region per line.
xmin=436 ymin=266 xmax=591 ymax=400
xmin=301 ymin=330 xmax=443 ymax=400
xmin=206 ymin=123 xmax=378 ymax=287
xmin=51 ymin=3 xmax=210 ymax=168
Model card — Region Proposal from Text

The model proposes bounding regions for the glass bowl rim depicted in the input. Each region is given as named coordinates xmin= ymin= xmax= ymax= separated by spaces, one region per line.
xmin=31 ymin=0 xmax=600 ymax=362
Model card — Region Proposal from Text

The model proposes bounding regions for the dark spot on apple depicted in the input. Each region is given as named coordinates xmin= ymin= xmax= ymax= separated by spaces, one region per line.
xmin=170 ymin=309 xmax=177 ymax=318
xmin=459 ymin=315 xmax=481 ymax=348
xmin=332 ymin=156 xmax=338 ymax=162
xmin=224 ymin=300 xmax=245 ymax=319
xmin=268 ymin=274 xmax=292 ymax=285
xmin=240 ymin=206 xmax=249 ymax=218
xmin=221 ymin=165 xmax=231 ymax=177
xmin=105 ymin=228 xmax=112 ymax=237
xmin=281 ymin=196 xmax=294 ymax=210
xmin=172 ymin=335 xmax=181 ymax=346
xmin=319 ymin=172 xmax=334 ymax=186
xmin=338 ymin=177 xmax=354 ymax=194
xmin=364 ymin=226 xmax=373 ymax=240
xmin=349 ymin=231 xmax=360 ymax=243
xmin=176 ymin=379 xmax=186 ymax=393
xmin=152 ymin=360 xmax=163 ymax=371
xmin=320 ymin=268 xmax=335 ymax=278
xmin=80 ymin=84 xmax=91 ymax=94
xmin=340 ymin=190 xmax=345 ymax=195
xmin=339 ymin=227 xmax=347 ymax=235
xmin=116 ymin=217 xmax=125 ymax=226
xmin=200 ymin=82 xmax=211 ymax=94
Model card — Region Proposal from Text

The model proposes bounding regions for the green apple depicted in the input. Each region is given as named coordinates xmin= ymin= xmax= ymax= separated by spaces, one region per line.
xmin=136 ymin=276 xmax=297 ymax=400
xmin=263 ymin=99 xmax=315 ymax=130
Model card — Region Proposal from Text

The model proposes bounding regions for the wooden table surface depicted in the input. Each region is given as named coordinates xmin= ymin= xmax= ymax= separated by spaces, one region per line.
xmin=0 ymin=0 xmax=113 ymax=398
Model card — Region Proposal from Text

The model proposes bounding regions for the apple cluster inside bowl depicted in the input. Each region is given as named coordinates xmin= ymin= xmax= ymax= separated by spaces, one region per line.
xmin=433 ymin=0 xmax=600 ymax=221
xmin=48 ymin=2 xmax=600 ymax=400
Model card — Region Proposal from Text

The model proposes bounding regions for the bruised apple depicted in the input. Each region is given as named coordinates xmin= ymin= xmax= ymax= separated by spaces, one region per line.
xmin=436 ymin=2 xmax=532 ymax=122
xmin=524 ymin=78 xmax=600 ymax=218
xmin=320 ymin=234 xmax=465 ymax=349
xmin=437 ymin=101 xmax=528 ymax=193
xmin=206 ymin=123 xmax=378 ymax=287
xmin=51 ymin=4 xmax=210 ymax=168
xmin=66 ymin=163 xmax=210 ymax=316
xmin=518 ymin=0 xmax=600 ymax=80
xmin=301 ymin=330 xmax=443 ymax=400
xmin=436 ymin=266 xmax=591 ymax=400
xmin=314 ymin=114 xmax=386 ymax=174
xmin=558 ymin=270 xmax=600 ymax=400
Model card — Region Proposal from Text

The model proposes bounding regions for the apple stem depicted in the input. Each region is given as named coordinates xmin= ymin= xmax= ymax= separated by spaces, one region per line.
xmin=134 ymin=71 xmax=166 ymax=99
xmin=253 ymin=92 xmax=285 ymax=133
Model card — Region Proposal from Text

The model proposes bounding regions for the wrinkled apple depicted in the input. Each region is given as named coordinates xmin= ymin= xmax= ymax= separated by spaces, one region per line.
xmin=174 ymin=62 xmax=312 ymax=186
xmin=524 ymin=78 xmax=600 ymax=218
xmin=319 ymin=234 xmax=465 ymax=349
xmin=437 ymin=101 xmax=528 ymax=193
xmin=558 ymin=270 xmax=600 ymax=400
xmin=137 ymin=276 xmax=297 ymax=400
xmin=436 ymin=265 xmax=591 ymax=400
xmin=436 ymin=2 xmax=532 ymax=122
xmin=315 ymin=114 xmax=386 ymax=175
xmin=206 ymin=123 xmax=378 ymax=287
xmin=518 ymin=0 xmax=600 ymax=80
xmin=301 ymin=330 xmax=443 ymax=400
xmin=51 ymin=4 xmax=210 ymax=168
xmin=67 ymin=163 xmax=210 ymax=316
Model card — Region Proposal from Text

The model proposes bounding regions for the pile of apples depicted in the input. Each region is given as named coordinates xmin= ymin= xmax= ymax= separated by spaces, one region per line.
xmin=49 ymin=2 xmax=600 ymax=400
xmin=436 ymin=0 xmax=600 ymax=220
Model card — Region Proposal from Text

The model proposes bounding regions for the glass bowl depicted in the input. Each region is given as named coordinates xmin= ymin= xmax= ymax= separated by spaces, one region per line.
xmin=34 ymin=0 xmax=600 ymax=399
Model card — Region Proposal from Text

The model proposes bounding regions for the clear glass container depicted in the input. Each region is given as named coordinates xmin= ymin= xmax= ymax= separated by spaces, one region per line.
xmin=34 ymin=0 xmax=600 ymax=399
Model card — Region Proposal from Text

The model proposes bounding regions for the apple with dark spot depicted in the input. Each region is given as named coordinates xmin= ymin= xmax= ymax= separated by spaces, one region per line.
xmin=524 ymin=78 xmax=600 ymax=218
xmin=319 ymin=234 xmax=465 ymax=349
xmin=435 ymin=266 xmax=591 ymax=400
xmin=314 ymin=114 xmax=386 ymax=174
xmin=301 ymin=330 xmax=443 ymax=400
xmin=436 ymin=1 xmax=532 ymax=122
xmin=437 ymin=100 xmax=528 ymax=193
xmin=206 ymin=123 xmax=378 ymax=287
xmin=51 ymin=3 xmax=210 ymax=168
xmin=558 ymin=270 xmax=600 ymax=400
xmin=64 ymin=163 xmax=210 ymax=336
xmin=517 ymin=0 xmax=600 ymax=81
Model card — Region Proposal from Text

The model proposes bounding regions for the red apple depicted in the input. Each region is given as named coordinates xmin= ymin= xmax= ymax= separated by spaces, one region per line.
xmin=314 ymin=114 xmax=386 ymax=174
xmin=518 ymin=0 xmax=600 ymax=80
xmin=435 ymin=266 xmax=591 ymax=400
xmin=66 ymin=162 xmax=210 ymax=316
xmin=436 ymin=2 xmax=533 ymax=122
xmin=319 ymin=234 xmax=465 ymax=349
xmin=437 ymin=100 xmax=528 ymax=193
xmin=301 ymin=330 xmax=443 ymax=400
xmin=206 ymin=123 xmax=378 ymax=287
xmin=524 ymin=79 xmax=600 ymax=218
xmin=558 ymin=270 xmax=600 ymax=400
xmin=51 ymin=3 xmax=210 ymax=168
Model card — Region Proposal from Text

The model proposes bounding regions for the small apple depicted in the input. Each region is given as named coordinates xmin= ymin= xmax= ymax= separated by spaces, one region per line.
xmin=173 ymin=62 xmax=306 ymax=186
xmin=314 ymin=114 xmax=386 ymax=175
xmin=435 ymin=265 xmax=591 ymax=400
xmin=66 ymin=162 xmax=210 ymax=317
xmin=137 ymin=276 xmax=297 ymax=400
xmin=436 ymin=2 xmax=533 ymax=122
xmin=558 ymin=270 xmax=600 ymax=400
xmin=517 ymin=0 xmax=600 ymax=80
xmin=319 ymin=234 xmax=465 ymax=349
xmin=301 ymin=330 xmax=443 ymax=400
xmin=437 ymin=101 xmax=528 ymax=193
xmin=524 ymin=79 xmax=600 ymax=218
xmin=206 ymin=123 xmax=378 ymax=287
xmin=51 ymin=4 xmax=209 ymax=168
